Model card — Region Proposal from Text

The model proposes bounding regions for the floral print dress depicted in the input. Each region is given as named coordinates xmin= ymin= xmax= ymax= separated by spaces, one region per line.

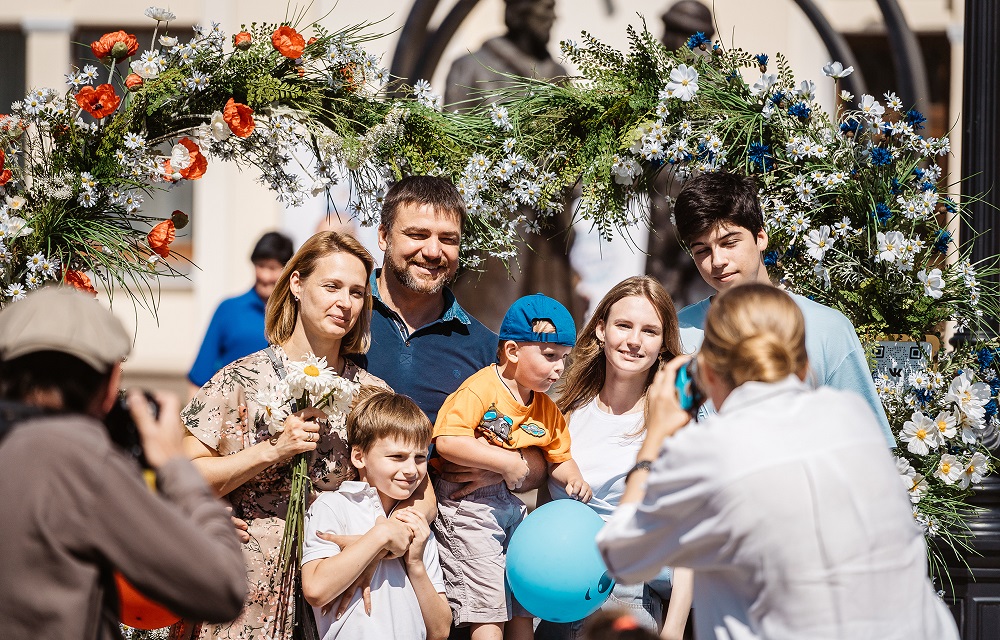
xmin=170 ymin=345 xmax=388 ymax=640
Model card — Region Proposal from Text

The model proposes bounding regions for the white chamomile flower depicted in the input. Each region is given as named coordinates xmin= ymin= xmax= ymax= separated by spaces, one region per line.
xmin=805 ymin=225 xmax=835 ymax=261
xmin=5 ymin=283 xmax=27 ymax=301
xmin=932 ymin=411 xmax=957 ymax=441
xmin=957 ymin=452 xmax=989 ymax=489
xmin=935 ymin=454 xmax=963 ymax=485
xmin=900 ymin=411 xmax=939 ymax=455
xmin=26 ymin=252 xmax=45 ymax=271
xmin=145 ymin=6 xmax=177 ymax=22
xmin=39 ymin=257 xmax=59 ymax=279
xmin=664 ymin=64 xmax=699 ymax=102
xmin=285 ymin=353 xmax=338 ymax=399
xmin=822 ymin=61 xmax=854 ymax=78
xmin=917 ymin=268 xmax=944 ymax=299
xmin=256 ymin=385 xmax=290 ymax=436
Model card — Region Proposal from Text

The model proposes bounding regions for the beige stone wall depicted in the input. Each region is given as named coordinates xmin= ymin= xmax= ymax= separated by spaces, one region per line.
xmin=0 ymin=0 xmax=962 ymax=388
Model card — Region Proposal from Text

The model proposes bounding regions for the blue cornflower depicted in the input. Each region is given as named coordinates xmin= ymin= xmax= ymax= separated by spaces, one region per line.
xmin=748 ymin=142 xmax=774 ymax=172
xmin=986 ymin=399 xmax=998 ymax=421
xmin=913 ymin=167 xmax=925 ymax=180
xmin=763 ymin=250 xmax=779 ymax=266
xmin=920 ymin=181 xmax=935 ymax=192
xmin=933 ymin=230 xmax=952 ymax=254
xmin=941 ymin=197 xmax=957 ymax=213
xmin=890 ymin=178 xmax=902 ymax=194
xmin=840 ymin=118 xmax=861 ymax=135
xmin=881 ymin=123 xmax=895 ymax=137
xmin=978 ymin=347 xmax=996 ymax=370
xmin=905 ymin=109 xmax=927 ymax=130
xmin=990 ymin=378 xmax=1000 ymax=395
xmin=787 ymin=101 xmax=811 ymax=119
xmin=871 ymin=202 xmax=892 ymax=225
xmin=686 ymin=31 xmax=711 ymax=49
xmin=754 ymin=53 xmax=768 ymax=69
xmin=870 ymin=147 xmax=893 ymax=166
xmin=915 ymin=388 xmax=933 ymax=405
xmin=783 ymin=245 xmax=800 ymax=260
xmin=770 ymin=91 xmax=786 ymax=106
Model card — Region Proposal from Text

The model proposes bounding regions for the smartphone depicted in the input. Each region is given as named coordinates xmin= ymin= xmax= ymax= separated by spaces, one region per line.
xmin=674 ymin=359 xmax=704 ymax=414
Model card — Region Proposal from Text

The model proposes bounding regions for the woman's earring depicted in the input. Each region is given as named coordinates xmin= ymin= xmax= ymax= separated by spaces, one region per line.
xmin=596 ymin=338 xmax=605 ymax=348
xmin=293 ymin=295 xmax=300 ymax=303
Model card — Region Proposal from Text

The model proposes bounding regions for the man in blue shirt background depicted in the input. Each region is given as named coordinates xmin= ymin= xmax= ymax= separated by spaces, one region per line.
xmin=187 ymin=231 xmax=294 ymax=390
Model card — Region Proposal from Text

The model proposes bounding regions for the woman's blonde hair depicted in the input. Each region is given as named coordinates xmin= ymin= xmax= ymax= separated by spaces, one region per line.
xmin=701 ymin=284 xmax=808 ymax=388
xmin=265 ymin=231 xmax=374 ymax=354
xmin=558 ymin=276 xmax=682 ymax=416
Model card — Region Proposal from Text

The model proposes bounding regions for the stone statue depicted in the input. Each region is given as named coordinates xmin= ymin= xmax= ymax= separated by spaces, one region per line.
xmin=645 ymin=0 xmax=717 ymax=308
xmin=445 ymin=0 xmax=584 ymax=331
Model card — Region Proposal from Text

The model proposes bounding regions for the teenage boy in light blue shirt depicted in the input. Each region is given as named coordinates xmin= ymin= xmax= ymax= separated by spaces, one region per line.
xmin=671 ymin=172 xmax=894 ymax=447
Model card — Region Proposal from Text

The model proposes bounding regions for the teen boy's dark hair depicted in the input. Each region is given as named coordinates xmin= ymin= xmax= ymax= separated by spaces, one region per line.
xmin=250 ymin=231 xmax=294 ymax=265
xmin=673 ymin=172 xmax=765 ymax=247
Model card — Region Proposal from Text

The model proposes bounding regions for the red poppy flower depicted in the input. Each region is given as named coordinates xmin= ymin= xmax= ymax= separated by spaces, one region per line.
xmin=148 ymin=219 xmax=176 ymax=258
xmin=124 ymin=73 xmax=144 ymax=91
xmin=64 ymin=270 xmax=98 ymax=296
xmin=223 ymin=98 xmax=255 ymax=138
xmin=177 ymin=138 xmax=207 ymax=180
xmin=75 ymin=84 xmax=120 ymax=119
xmin=271 ymin=25 xmax=305 ymax=59
xmin=90 ymin=31 xmax=139 ymax=62
xmin=0 ymin=149 xmax=10 ymax=186
xmin=233 ymin=31 xmax=252 ymax=50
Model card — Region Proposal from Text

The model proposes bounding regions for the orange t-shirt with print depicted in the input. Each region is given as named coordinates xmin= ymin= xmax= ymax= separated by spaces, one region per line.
xmin=432 ymin=365 xmax=572 ymax=464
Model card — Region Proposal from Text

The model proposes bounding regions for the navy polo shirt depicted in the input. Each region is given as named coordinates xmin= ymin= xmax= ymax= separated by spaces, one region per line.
xmin=188 ymin=287 xmax=268 ymax=387
xmin=356 ymin=270 xmax=497 ymax=424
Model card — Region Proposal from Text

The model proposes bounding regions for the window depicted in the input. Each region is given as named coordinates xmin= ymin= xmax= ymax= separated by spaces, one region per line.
xmin=0 ymin=28 xmax=26 ymax=117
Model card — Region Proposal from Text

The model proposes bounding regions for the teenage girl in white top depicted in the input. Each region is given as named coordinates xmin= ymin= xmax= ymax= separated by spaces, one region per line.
xmin=538 ymin=276 xmax=691 ymax=640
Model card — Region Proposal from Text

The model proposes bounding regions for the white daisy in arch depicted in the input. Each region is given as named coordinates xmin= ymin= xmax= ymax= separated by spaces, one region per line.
xmin=957 ymin=452 xmax=989 ymax=489
xmin=665 ymin=64 xmax=699 ymax=102
xmin=804 ymin=225 xmax=835 ymax=261
xmin=900 ymin=411 xmax=939 ymax=455
xmin=935 ymin=454 xmax=963 ymax=485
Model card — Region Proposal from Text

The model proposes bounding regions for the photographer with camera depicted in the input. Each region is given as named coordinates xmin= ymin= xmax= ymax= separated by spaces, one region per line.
xmin=0 ymin=287 xmax=247 ymax=640
xmin=596 ymin=284 xmax=958 ymax=640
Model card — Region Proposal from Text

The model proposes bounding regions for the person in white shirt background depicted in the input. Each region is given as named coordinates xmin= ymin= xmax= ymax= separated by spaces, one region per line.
xmin=597 ymin=283 xmax=958 ymax=640
xmin=537 ymin=275 xmax=690 ymax=640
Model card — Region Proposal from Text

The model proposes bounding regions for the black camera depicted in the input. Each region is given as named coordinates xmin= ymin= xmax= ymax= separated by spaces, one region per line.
xmin=104 ymin=390 xmax=160 ymax=469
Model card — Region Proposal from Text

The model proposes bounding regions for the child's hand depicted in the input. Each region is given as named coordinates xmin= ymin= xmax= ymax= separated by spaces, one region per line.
xmin=373 ymin=515 xmax=413 ymax=559
xmin=502 ymin=451 xmax=531 ymax=491
xmin=564 ymin=477 xmax=593 ymax=503
xmin=393 ymin=507 xmax=431 ymax=568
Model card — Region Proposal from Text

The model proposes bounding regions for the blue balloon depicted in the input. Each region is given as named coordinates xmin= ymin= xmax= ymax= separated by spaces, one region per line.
xmin=506 ymin=499 xmax=615 ymax=622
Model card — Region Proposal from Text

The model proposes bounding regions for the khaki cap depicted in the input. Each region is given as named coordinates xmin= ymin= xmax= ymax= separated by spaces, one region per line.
xmin=0 ymin=286 xmax=131 ymax=373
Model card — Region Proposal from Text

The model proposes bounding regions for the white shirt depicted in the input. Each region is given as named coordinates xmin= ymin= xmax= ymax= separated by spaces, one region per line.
xmin=547 ymin=397 xmax=644 ymax=520
xmin=302 ymin=481 xmax=446 ymax=640
xmin=596 ymin=376 xmax=959 ymax=640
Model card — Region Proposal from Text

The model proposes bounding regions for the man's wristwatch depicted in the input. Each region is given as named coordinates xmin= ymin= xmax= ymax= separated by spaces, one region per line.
xmin=626 ymin=459 xmax=654 ymax=481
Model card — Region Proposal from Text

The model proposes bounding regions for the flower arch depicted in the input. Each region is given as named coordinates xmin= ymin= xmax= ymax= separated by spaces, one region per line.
xmin=1 ymin=8 xmax=997 ymax=575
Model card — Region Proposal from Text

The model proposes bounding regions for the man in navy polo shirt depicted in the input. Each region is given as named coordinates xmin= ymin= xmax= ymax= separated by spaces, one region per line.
xmin=187 ymin=231 xmax=294 ymax=390
xmin=356 ymin=176 xmax=547 ymax=496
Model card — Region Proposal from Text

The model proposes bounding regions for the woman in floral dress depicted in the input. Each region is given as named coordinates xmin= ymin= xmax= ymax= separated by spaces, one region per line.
xmin=172 ymin=231 xmax=432 ymax=640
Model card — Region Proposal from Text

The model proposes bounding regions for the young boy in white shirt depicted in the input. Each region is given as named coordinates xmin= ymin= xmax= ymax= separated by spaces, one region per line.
xmin=301 ymin=389 xmax=451 ymax=640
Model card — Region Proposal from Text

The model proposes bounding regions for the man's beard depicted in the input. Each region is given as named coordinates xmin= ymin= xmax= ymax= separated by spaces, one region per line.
xmin=384 ymin=247 xmax=453 ymax=295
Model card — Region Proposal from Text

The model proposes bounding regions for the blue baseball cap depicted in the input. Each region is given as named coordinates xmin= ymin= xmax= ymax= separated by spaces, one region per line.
xmin=498 ymin=293 xmax=577 ymax=347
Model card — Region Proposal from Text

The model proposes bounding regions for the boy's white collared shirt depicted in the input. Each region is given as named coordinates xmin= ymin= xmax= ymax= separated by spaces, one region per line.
xmin=302 ymin=481 xmax=445 ymax=640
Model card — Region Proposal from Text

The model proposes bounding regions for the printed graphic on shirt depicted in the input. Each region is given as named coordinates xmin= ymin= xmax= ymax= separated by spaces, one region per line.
xmin=519 ymin=421 xmax=546 ymax=437
xmin=477 ymin=404 xmax=514 ymax=445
